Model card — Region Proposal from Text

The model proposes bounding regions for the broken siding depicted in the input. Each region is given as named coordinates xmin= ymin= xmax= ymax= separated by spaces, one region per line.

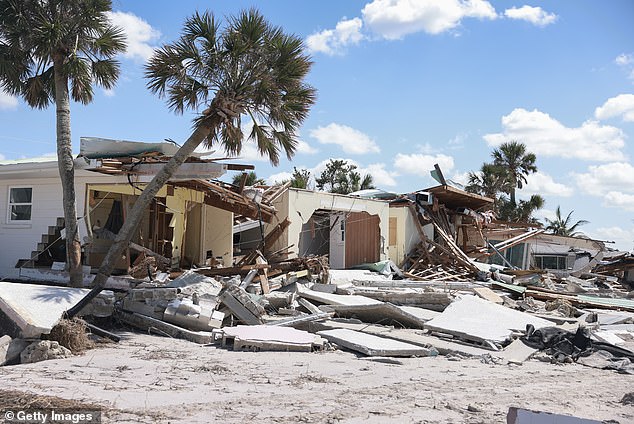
xmin=273 ymin=188 xmax=389 ymax=264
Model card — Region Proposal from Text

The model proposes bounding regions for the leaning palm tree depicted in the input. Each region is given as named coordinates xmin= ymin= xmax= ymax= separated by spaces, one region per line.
xmin=544 ymin=206 xmax=589 ymax=237
xmin=492 ymin=141 xmax=537 ymax=205
xmin=67 ymin=9 xmax=316 ymax=316
xmin=0 ymin=0 xmax=126 ymax=287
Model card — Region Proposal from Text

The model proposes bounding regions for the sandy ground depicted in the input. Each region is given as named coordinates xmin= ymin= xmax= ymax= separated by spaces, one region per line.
xmin=1 ymin=332 xmax=632 ymax=424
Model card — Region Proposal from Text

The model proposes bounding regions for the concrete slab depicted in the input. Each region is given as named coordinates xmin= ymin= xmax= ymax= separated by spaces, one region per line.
xmin=348 ymin=287 xmax=452 ymax=310
xmin=1 ymin=335 xmax=30 ymax=365
xmin=221 ymin=325 xmax=323 ymax=352
xmin=317 ymin=328 xmax=434 ymax=357
xmin=473 ymin=287 xmax=504 ymax=304
xmin=424 ymin=295 xmax=552 ymax=345
xmin=328 ymin=269 xmax=391 ymax=286
xmin=0 ymin=281 xmax=113 ymax=338
xmin=114 ymin=310 xmax=214 ymax=344
xmin=311 ymin=320 xmax=490 ymax=357
xmin=297 ymin=285 xmax=382 ymax=306
xmin=323 ymin=303 xmax=429 ymax=329
xmin=397 ymin=306 xmax=441 ymax=322
xmin=498 ymin=339 xmax=538 ymax=364
xmin=507 ymin=407 xmax=603 ymax=424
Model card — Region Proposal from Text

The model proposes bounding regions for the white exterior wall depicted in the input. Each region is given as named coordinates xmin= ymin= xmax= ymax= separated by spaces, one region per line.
xmin=0 ymin=162 xmax=127 ymax=279
xmin=272 ymin=188 xmax=390 ymax=262
xmin=388 ymin=206 xmax=432 ymax=265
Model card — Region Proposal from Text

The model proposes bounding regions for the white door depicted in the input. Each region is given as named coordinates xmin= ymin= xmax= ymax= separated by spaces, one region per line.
xmin=329 ymin=212 xmax=346 ymax=269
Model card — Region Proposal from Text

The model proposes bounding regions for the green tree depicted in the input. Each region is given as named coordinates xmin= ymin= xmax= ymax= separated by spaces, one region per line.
xmin=67 ymin=9 xmax=315 ymax=316
xmin=465 ymin=163 xmax=510 ymax=200
xmin=0 ymin=0 xmax=126 ymax=286
xmin=315 ymin=159 xmax=374 ymax=194
xmin=492 ymin=141 xmax=537 ymax=205
xmin=289 ymin=167 xmax=311 ymax=189
xmin=544 ymin=206 xmax=589 ymax=237
xmin=232 ymin=171 xmax=265 ymax=187
xmin=498 ymin=194 xmax=545 ymax=223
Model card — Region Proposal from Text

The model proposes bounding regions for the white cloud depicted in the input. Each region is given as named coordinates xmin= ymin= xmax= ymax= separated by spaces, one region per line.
xmin=484 ymin=108 xmax=627 ymax=162
xmin=103 ymin=88 xmax=116 ymax=97
xmin=360 ymin=163 xmax=398 ymax=187
xmin=0 ymin=91 xmax=18 ymax=110
xmin=595 ymin=94 xmax=634 ymax=122
xmin=266 ymin=171 xmax=293 ymax=185
xmin=572 ymin=162 xmax=634 ymax=195
xmin=449 ymin=171 xmax=470 ymax=186
xmin=521 ymin=172 xmax=573 ymax=197
xmin=533 ymin=208 xmax=557 ymax=223
xmin=296 ymin=140 xmax=318 ymax=155
xmin=393 ymin=153 xmax=454 ymax=177
xmin=107 ymin=11 xmax=160 ymax=62
xmin=306 ymin=17 xmax=364 ymax=55
xmin=603 ymin=191 xmax=634 ymax=212
xmin=310 ymin=123 xmax=380 ymax=154
xmin=361 ymin=0 xmax=497 ymax=39
xmin=615 ymin=53 xmax=634 ymax=82
xmin=504 ymin=6 xmax=557 ymax=27
xmin=615 ymin=53 xmax=633 ymax=66
xmin=590 ymin=226 xmax=634 ymax=252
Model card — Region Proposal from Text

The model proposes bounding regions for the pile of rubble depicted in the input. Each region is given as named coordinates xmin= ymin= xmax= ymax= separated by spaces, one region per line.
xmin=3 ymin=251 xmax=633 ymax=376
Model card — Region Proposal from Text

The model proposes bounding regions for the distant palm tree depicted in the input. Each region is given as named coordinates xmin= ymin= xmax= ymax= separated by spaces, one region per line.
xmin=232 ymin=171 xmax=265 ymax=187
xmin=0 ymin=0 xmax=126 ymax=286
xmin=498 ymin=194 xmax=545 ymax=223
xmin=492 ymin=141 xmax=537 ymax=204
xmin=544 ymin=206 xmax=589 ymax=237
xmin=67 ymin=9 xmax=315 ymax=316
xmin=466 ymin=163 xmax=509 ymax=200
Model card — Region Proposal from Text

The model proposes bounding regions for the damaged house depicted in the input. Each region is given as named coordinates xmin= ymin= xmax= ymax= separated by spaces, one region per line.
xmin=0 ymin=137 xmax=260 ymax=283
xmin=235 ymin=187 xmax=390 ymax=270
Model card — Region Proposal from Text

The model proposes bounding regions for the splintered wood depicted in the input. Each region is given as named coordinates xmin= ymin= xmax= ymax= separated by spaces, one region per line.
xmin=401 ymin=204 xmax=480 ymax=282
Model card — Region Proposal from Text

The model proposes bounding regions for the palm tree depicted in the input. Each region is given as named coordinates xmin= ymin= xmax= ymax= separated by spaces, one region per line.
xmin=466 ymin=163 xmax=509 ymax=200
xmin=492 ymin=141 xmax=537 ymax=204
xmin=232 ymin=171 xmax=265 ymax=187
xmin=544 ymin=206 xmax=589 ymax=237
xmin=67 ymin=9 xmax=315 ymax=316
xmin=0 ymin=0 xmax=126 ymax=286
xmin=498 ymin=194 xmax=545 ymax=223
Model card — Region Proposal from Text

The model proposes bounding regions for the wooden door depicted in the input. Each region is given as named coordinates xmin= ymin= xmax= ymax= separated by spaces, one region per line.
xmin=345 ymin=212 xmax=380 ymax=267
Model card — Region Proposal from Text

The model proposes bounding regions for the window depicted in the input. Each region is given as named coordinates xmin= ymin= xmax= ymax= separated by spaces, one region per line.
xmin=8 ymin=187 xmax=32 ymax=222
xmin=533 ymin=254 xmax=568 ymax=270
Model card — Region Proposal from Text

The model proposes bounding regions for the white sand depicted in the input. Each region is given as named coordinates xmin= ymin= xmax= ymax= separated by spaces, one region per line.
xmin=0 ymin=332 xmax=632 ymax=423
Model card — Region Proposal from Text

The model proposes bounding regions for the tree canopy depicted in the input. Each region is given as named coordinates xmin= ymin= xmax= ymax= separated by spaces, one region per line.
xmin=544 ymin=206 xmax=589 ymax=237
xmin=315 ymin=159 xmax=375 ymax=194
xmin=465 ymin=141 xmax=542 ymax=223
xmin=0 ymin=0 xmax=126 ymax=286
xmin=67 ymin=9 xmax=315 ymax=316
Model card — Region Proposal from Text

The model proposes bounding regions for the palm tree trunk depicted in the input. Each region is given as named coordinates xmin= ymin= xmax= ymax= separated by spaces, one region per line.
xmin=65 ymin=122 xmax=213 ymax=318
xmin=510 ymin=187 xmax=516 ymax=205
xmin=53 ymin=56 xmax=82 ymax=288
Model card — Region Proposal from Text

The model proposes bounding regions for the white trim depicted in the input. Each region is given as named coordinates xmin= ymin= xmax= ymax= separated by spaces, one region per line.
xmin=7 ymin=186 xmax=33 ymax=223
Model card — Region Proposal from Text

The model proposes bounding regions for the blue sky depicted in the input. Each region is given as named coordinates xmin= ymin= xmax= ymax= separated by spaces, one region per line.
xmin=1 ymin=0 xmax=634 ymax=250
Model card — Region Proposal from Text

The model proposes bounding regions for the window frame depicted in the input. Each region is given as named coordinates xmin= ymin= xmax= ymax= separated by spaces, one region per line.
xmin=7 ymin=186 xmax=33 ymax=223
